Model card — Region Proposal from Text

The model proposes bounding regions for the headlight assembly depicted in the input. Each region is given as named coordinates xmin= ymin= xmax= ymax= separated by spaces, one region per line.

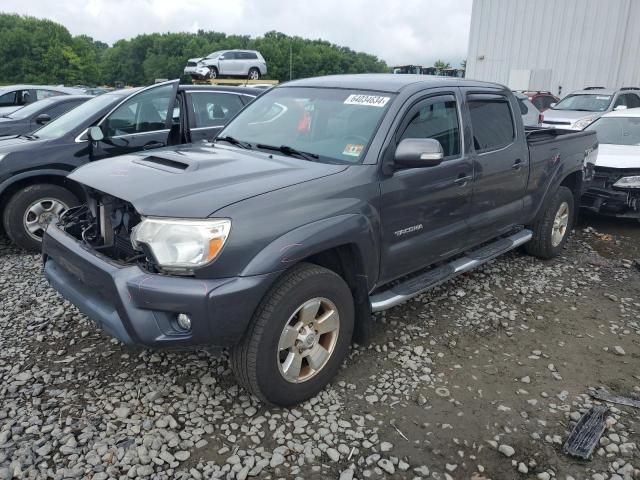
xmin=572 ymin=116 xmax=598 ymax=130
xmin=131 ymin=217 xmax=231 ymax=274
xmin=613 ymin=175 xmax=640 ymax=189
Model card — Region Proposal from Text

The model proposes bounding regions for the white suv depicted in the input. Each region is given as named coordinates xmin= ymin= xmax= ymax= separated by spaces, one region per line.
xmin=184 ymin=50 xmax=267 ymax=80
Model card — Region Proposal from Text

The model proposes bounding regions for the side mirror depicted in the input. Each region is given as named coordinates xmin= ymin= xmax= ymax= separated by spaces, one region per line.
xmin=550 ymin=102 xmax=557 ymax=108
xmin=614 ymin=105 xmax=628 ymax=111
xmin=34 ymin=113 xmax=51 ymax=125
xmin=87 ymin=126 xmax=104 ymax=142
xmin=394 ymin=138 xmax=444 ymax=168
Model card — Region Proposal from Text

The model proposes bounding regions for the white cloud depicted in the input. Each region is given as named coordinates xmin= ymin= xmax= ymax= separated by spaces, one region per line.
xmin=2 ymin=0 xmax=472 ymax=66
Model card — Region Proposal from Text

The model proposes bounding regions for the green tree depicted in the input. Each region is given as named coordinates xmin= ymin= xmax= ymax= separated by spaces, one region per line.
xmin=433 ymin=59 xmax=451 ymax=71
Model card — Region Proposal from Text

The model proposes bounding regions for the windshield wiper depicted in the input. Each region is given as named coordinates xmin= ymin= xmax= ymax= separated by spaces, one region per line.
xmin=215 ymin=135 xmax=252 ymax=149
xmin=18 ymin=133 xmax=38 ymax=140
xmin=256 ymin=144 xmax=319 ymax=161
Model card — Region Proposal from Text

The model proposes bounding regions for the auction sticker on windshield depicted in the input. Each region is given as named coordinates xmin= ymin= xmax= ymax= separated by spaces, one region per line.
xmin=343 ymin=144 xmax=364 ymax=157
xmin=344 ymin=94 xmax=390 ymax=107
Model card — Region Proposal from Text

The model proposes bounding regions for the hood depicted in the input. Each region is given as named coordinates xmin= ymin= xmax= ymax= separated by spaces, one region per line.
xmin=69 ymin=144 xmax=349 ymax=218
xmin=188 ymin=57 xmax=204 ymax=63
xmin=0 ymin=106 xmax=20 ymax=116
xmin=595 ymin=144 xmax=640 ymax=169
xmin=0 ymin=134 xmax=49 ymax=153
xmin=0 ymin=117 xmax=27 ymax=136
xmin=543 ymin=109 xmax=601 ymax=124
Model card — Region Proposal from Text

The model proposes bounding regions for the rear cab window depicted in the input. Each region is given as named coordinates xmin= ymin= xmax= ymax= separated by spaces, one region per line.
xmin=467 ymin=94 xmax=516 ymax=152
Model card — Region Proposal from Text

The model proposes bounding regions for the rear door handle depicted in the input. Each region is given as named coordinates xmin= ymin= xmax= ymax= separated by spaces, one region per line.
xmin=454 ymin=175 xmax=472 ymax=186
xmin=512 ymin=159 xmax=523 ymax=170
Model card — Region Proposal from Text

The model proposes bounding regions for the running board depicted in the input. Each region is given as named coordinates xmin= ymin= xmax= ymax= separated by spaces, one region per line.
xmin=370 ymin=229 xmax=532 ymax=312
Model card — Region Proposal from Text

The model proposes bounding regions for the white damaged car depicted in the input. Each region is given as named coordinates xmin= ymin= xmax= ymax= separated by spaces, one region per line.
xmin=184 ymin=50 xmax=267 ymax=80
xmin=582 ymin=108 xmax=640 ymax=221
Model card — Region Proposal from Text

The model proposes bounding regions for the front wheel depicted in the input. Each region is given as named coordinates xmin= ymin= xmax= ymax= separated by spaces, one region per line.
xmin=3 ymin=184 xmax=79 ymax=252
xmin=208 ymin=66 xmax=218 ymax=79
xmin=525 ymin=186 xmax=574 ymax=259
xmin=230 ymin=263 xmax=354 ymax=406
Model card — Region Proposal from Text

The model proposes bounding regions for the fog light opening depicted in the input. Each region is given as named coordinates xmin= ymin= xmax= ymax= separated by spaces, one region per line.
xmin=177 ymin=313 xmax=192 ymax=331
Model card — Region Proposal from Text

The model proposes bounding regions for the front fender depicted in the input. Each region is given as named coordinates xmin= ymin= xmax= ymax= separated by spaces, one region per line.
xmin=0 ymin=168 xmax=71 ymax=196
xmin=240 ymin=214 xmax=379 ymax=289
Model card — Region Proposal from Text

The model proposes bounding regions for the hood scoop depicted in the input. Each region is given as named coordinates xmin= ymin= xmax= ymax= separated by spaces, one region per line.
xmin=133 ymin=155 xmax=192 ymax=173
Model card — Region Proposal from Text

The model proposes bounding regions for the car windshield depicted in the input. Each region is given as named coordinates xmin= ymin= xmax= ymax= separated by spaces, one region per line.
xmin=586 ymin=116 xmax=640 ymax=145
xmin=33 ymin=93 xmax=120 ymax=139
xmin=552 ymin=94 xmax=612 ymax=112
xmin=6 ymin=97 xmax=58 ymax=119
xmin=218 ymin=87 xmax=394 ymax=164
xmin=206 ymin=52 xmax=222 ymax=59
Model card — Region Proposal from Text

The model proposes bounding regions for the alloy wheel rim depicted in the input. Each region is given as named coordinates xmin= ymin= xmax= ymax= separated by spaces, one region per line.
xmin=277 ymin=297 xmax=340 ymax=383
xmin=551 ymin=201 xmax=570 ymax=247
xmin=249 ymin=70 xmax=259 ymax=80
xmin=23 ymin=198 xmax=69 ymax=241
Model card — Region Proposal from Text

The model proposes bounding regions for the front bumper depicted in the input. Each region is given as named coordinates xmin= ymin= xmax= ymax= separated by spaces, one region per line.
xmin=183 ymin=65 xmax=210 ymax=78
xmin=581 ymin=187 xmax=640 ymax=218
xmin=42 ymin=225 xmax=279 ymax=348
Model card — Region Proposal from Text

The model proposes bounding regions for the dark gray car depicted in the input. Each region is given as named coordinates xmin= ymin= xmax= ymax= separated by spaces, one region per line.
xmin=43 ymin=74 xmax=598 ymax=406
xmin=0 ymin=95 xmax=92 ymax=137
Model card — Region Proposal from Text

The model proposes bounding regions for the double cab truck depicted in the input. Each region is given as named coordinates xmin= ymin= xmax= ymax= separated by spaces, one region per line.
xmin=0 ymin=81 xmax=257 ymax=251
xmin=42 ymin=74 xmax=598 ymax=406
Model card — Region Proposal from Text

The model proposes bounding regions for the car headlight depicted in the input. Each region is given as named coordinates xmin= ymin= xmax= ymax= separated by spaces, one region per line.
xmin=131 ymin=217 xmax=231 ymax=273
xmin=613 ymin=175 xmax=640 ymax=189
xmin=572 ymin=116 xmax=598 ymax=130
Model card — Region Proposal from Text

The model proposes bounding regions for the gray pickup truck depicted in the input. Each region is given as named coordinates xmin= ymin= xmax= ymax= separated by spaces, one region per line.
xmin=42 ymin=74 xmax=598 ymax=406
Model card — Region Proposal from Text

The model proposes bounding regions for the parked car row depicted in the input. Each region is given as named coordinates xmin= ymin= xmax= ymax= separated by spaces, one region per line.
xmin=34 ymin=74 xmax=600 ymax=406
xmin=0 ymin=81 xmax=258 ymax=250
xmin=0 ymin=84 xmax=85 ymax=116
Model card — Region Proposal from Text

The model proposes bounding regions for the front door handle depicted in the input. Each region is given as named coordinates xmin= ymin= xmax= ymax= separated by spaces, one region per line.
xmin=454 ymin=175 xmax=472 ymax=186
xmin=512 ymin=159 xmax=523 ymax=170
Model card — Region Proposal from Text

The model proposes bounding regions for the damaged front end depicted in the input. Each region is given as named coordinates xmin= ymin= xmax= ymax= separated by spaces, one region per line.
xmin=57 ymin=190 xmax=151 ymax=268
xmin=581 ymin=167 xmax=640 ymax=219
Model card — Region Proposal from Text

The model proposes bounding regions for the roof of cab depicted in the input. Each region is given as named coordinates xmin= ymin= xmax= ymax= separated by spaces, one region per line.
xmin=282 ymin=73 xmax=504 ymax=93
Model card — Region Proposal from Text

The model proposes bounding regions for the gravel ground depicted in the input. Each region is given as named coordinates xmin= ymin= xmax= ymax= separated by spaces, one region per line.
xmin=0 ymin=215 xmax=639 ymax=480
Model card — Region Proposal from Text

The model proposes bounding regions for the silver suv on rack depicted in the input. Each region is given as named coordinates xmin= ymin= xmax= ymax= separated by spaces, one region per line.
xmin=184 ymin=50 xmax=267 ymax=80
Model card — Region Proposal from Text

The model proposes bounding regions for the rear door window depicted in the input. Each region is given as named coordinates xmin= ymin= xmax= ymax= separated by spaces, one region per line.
xmin=467 ymin=95 xmax=515 ymax=152
xmin=191 ymin=92 xmax=244 ymax=128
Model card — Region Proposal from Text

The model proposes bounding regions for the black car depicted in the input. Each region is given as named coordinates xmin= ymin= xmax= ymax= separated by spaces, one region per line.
xmin=0 ymin=80 xmax=257 ymax=250
xmin=0 ymin=95 xmax=92 ymax=137
xmin=43 ymin=74 xmax=598 ymax=406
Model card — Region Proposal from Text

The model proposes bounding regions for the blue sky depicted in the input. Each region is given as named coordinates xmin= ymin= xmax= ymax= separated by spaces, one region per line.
xmin=3 ymin=0 xmax=473 ymax=66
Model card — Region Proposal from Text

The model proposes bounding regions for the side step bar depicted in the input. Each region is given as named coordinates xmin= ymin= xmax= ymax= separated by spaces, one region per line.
xmin=370 ymin=229 xmax=532 ymax=312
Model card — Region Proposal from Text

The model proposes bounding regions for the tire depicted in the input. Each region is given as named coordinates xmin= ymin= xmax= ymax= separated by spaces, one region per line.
xmin=525 ymin=186 xmax=574 ymax=259
xmin=248 ymin=67 xmax=260 ymax=80
xmin=3 ymin=184 xmax=79 ymax=252
xmin=208 ymin=67 xmax=218 ymax=79
xmin=230 ymin=263 xmax=354 ymax=406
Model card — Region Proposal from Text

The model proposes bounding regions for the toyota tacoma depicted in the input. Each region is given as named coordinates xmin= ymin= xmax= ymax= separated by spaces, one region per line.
xmin=43 ymin=74 xmax=598 ymax=406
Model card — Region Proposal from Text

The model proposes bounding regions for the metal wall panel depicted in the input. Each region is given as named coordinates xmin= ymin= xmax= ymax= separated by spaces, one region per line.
xmin=466 ymin=0 xmax=639 ymax=97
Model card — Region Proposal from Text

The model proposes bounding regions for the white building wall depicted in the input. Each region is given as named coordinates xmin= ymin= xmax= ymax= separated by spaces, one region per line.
xmin=466 ymin=0 xmax=640 ymax=97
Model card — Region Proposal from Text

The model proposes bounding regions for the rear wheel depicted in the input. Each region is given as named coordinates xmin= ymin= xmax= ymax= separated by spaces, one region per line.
xmin=525 ymin=186 xmax=574 ymax=259
xmin=230 ymin=263 xmax=354 ymax=406
xmin=248 ymin=68 xmax=260 ymax=80
xmin=3 ymin=184 xmax=79 ymax=252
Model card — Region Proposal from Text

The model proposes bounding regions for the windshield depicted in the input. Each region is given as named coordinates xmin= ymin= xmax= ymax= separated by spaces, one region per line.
xmin=33 ymin=93 xmax=120 ymax=139
xmin=206 ymin=51 xmax=222 ymax=59
xmin=6 ymin=97 xmax=58 ymax=119
xmin=218 ymin=87 xmax=394 ymax=164
xmin=552 ymin=94 xmax=612 ymax=112
xmin=586 ymin=116 xmax=640 ymax=145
